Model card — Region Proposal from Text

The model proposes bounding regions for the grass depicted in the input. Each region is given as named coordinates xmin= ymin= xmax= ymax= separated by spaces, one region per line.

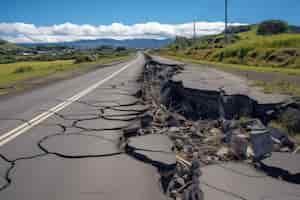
xmin=158 ymin=52 xmax=300 ymax=76
xmin=165 ymin=23 xmax=300 ymax=68
xmin=252 ymin=80 xmax=300 ymax=96
xmin=269 ymin=121 xmax=300 ymax=146
xmin=155 ymin=52 xmax=300 ymax=97
xmin=0 ymin=55 xmax=132 ymax=89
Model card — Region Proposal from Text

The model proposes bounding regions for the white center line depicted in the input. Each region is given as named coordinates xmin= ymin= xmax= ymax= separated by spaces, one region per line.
xmin=0 ymin=56 xmax=139 ymax=147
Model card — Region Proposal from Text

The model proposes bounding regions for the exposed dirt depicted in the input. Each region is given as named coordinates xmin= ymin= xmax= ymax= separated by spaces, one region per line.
xmin=132 ymin=54 xmax=300 ymax=199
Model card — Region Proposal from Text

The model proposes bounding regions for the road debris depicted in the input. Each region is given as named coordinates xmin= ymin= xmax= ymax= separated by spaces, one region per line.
xmin=124 ymin=55 xmax=300 ymax=199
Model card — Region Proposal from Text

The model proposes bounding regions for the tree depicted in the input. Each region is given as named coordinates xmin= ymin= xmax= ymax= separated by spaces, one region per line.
xmin=257 ymin=20 xmax=289 ymax=35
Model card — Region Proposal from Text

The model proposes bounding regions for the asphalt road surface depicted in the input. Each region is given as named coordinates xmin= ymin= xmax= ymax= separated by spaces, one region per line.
xmin=1 ymin=53 xmax=299 ymax=200
xmin=152 ymin=56 xmax=289 ymax=104
xmin=0 ymin=53 xmax=170 ymax=200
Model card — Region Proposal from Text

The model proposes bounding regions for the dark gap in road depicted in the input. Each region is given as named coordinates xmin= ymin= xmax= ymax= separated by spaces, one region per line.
xmin=125 ymin=144 xmax=176 ymax=193
xmin=136 ymin=55 xmax=300 ymax=199
xmin=142 ymin=55 xmax=290 ymax=123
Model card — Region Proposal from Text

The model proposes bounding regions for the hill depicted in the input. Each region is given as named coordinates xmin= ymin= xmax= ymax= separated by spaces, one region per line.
xmin=0 ymin=40 xmax=27 ymax=63
xmin=162 ymin=20 xmax=300 ymax=68
xmin=0 ymin=39 xmax=25 ymax=52
xmin=20 ymin=38 xmax=173 ymax=49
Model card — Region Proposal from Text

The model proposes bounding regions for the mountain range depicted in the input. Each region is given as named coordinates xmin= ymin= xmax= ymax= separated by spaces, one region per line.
xmin=19 ymin=38 xmax=173 ymax=49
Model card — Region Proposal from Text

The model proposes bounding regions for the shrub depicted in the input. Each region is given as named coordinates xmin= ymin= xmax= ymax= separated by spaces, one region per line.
xmin=74 ymin=55 xmax=95 ymax=64
xmin=13 ymin=66 xmax=34 ymax=74
xmin=115 ymin=47 xmax=127 ymax=52
xmin=0 ymin=55 xmax=17 ymax=64
xmin=0 ymin=40 xmax=7 ymax=45
xmin=257 ymin=20 xmax=289 ymax=35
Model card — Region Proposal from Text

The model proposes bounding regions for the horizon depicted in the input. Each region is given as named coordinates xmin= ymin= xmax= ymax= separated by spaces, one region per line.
xmin=1 ymin=0 xmax=299 ymax=43
xmin=1 ymin=21 xmax=245 ymax=44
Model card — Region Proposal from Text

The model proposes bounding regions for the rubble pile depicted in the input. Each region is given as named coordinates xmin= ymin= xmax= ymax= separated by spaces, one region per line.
xmin=123 ymin=55 xmax=300 ymax=199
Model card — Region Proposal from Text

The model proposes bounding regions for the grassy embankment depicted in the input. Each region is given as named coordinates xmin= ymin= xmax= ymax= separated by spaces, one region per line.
xmin=0 ymin=54 xmax=132 ymax=95
xmin=157 ymin=22 xmax=300 ymax=97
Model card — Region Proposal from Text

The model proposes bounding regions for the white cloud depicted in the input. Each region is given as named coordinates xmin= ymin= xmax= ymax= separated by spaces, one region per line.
xmin=0 ymin=21 xmax=245 ymax=43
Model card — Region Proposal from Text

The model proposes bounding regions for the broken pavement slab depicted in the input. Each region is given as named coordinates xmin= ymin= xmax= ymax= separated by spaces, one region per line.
xmin=259 ymin=152 xmax=300 ymax=184
xmin=201 ymin=162 xmax=300 ymax=200
xmin=142 ymin=56 xmax=300 ymax=199
xmin=39 ymin=134 xmax=122 ymax=158
xmin=127 ymin=135 xmax=176 ymax=168
xmin=1 ymin=154 xmax=168 ymax=200
xmin=0 ymin=156 xmax=10 ymax=190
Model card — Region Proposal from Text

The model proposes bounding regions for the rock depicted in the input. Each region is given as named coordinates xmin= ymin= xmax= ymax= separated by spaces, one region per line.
xmin=175 ymin=139 xmax=185 ymax=151
xmin=123 ymin=124 xmax=140 ymax=138
xmin=140 ymin=114 xmax=153 ymax=128
xmin=191 ymin=159 xmax=201 ymax=171
xmin=175 ymin=176 xmax=186 ymax=187
xmin=184 ymin=145 xmax=194 ymax=155
xmin=268 ymin=127 xmax=295 ymax=151
xmin=210 ymin=128 xmax=222 ymax=136
xmin=217 ymin=147 xmax=230 ymax=158
xmin=231 ymin=135 xmax=249 ymax=160
xmin=166 ymin=115 xmax=181 ymax=127
xmin=279 ymin=107 xmax=300 ymax=132
xmin=246 ymin=146 xmax=254 ymax=158
xmin=169 ymin=127 xmax=181 ymax=133
xmin=249 ymin=120 xmax=273 ymax=161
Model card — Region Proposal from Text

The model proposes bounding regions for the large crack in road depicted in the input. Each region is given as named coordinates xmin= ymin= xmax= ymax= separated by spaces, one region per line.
xmin=0 ymin=54 xmax=299 ymax=200
xmin=131 ymin=55 xmax=300 ymax=200
xmin=0 ymin=56 xmax=174 ymax=200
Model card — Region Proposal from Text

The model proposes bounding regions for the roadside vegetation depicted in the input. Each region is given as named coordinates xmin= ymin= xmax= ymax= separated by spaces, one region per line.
xmin=160 ymin=20 xmax=300 ymax=68
xmin=251 ymin=80 xmax=300 ymax=96
xmin=0 ymin=42 xmax=134 ymax=94
xmin=156 ymin=20 xmax=300 ymax=97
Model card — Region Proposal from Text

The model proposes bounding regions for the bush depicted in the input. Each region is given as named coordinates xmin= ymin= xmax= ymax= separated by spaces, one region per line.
xmin=257 ymin=20 xmax=289 ymax=35
xmin=0 ymin=40 xmax=7 ymax=45
xmin=74 ymin=55 xmax=95 ymax=64
xmin=13 ymin=66 xmax=34 ymax=74
xmin=115 ymin=47 xmax=127 ymax=52
xmin=0 ymin=55 xmax=17 ymax=64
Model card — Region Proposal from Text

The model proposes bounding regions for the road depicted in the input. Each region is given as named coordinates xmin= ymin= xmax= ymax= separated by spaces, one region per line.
xmin=0 ymin=53 xmax=299 ymax=200
xmin=0 ymin=53 xmax=170 ymax=200
xmin=153 ymin=55 xmax=300 ymax=200
xmin=153 ymin=56 xmax=289 ymax=104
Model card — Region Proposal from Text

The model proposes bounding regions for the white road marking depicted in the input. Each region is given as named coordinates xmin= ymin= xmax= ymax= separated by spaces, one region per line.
xmin=0 ymin=57 xmax=139 ymax=147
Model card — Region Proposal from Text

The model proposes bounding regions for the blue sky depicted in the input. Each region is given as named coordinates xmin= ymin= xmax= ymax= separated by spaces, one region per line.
xmin=2 ymin=0 xmax=299 ymax=25
xmin=0 ymin=0 xmax=299 ymax=43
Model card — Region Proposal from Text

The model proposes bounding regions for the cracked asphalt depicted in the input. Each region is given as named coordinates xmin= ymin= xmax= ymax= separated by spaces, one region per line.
xmin=0 ymin=53 xmax=170 ymax=200
xmin=1 ymin=53 xmax=299 ymax=200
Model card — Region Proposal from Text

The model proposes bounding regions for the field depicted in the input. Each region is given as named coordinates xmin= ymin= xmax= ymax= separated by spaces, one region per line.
xmin=163 ymin=21 xmax=300 ymax=68
xmin=0 ymin=54 xmax=132 ymax=95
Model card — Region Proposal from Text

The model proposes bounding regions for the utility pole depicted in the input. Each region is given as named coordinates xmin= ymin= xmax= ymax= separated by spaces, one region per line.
xmin=224 ymin=0 xmax=228 ymax=44
xmin=193 ymin=20 xmax=196 ymax=42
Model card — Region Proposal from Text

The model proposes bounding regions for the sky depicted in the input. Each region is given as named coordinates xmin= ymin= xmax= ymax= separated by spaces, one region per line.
xmin=0 ymin=0 xmax=299 ymax=43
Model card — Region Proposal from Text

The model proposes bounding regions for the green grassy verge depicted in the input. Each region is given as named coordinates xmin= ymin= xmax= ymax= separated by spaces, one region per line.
xmin=165 ymin=21 xmax=300 ymax=69
xmin=0 ymin=55 xmax=132 ymax=91
xmin=158 ymin=52 xmax=300 ymax=76
xmin=251 ymin=80 xmax=300 ymax=96
xmin=156 ymin=53 xmax=300 ymax=97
